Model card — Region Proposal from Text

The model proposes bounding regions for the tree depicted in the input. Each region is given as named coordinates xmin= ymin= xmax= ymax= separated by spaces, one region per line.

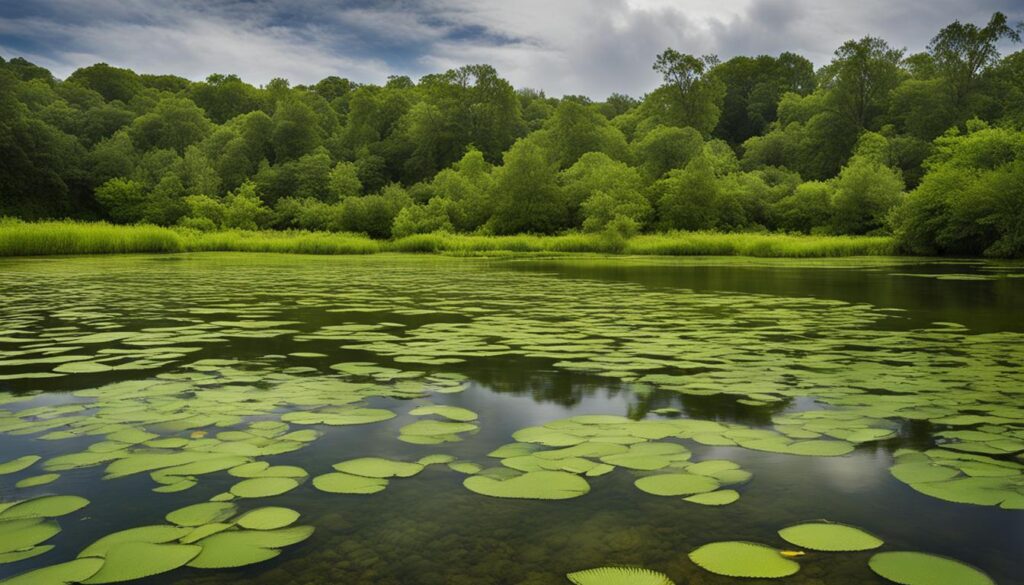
xmin=561 ymin=152 xmax=646 ymax=227
xmin=654 ymin=156 xmax=722 ymax=231
xmin=631 ymin=125 xmax=704 ymax=180
xmin=490 ymin=140 xmax=566 ymax=234
xmin=893 ymin=122 xmax=1024 ymax=256
xmin=928 ymin=12 xmax=1022 ymax=113
xmin=712 ymin=53 xmax=816 ymax=145
xmin=532 ymin=101 xmax=628 ymax=168
xmin=391 ymin=198 xmax=454 ymax=237
xmin=222 ymin=181 xmax=271 ymax=230
xmin=130 ymin=97 xmax=213 ymax=153
xmin=271 ymin=99 xmax=322 ymax=161
xmin=328 ymin=162 xmax=363 ymax=201
xmin=831 ymin=155 xmax=904 ymax=234
xmin=821 ymin=37 xmax=905 ymax=130
xmin=66 ymin=63 xmax=142 ymax=102
xmin=190 ymin=74 xmax=262 ymax=124
xmin=772 ymin=181 xmax=834 ymax=233
xmin=95 ymin=178 xmax=147 ymax=223
xmin=643 ymin=49 xmax=725 ymax=135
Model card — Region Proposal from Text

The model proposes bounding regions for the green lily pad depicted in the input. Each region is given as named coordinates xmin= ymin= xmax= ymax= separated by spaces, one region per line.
xmin=0 ymin=495 xmax=89 ymax=520
xmin=567 ymin=566 xmax=675 ymax=585
xmin=0 ymin=518 xmax=61 ymax=554
xmin=235 ymin=507 xmax=300 ymax=530
xmin=689 ymin=541 xmax=799 ymax=578
xmin=312 ymin=472 xmax=388 ymax=494
xmin=683 ymin=490 xmax=740 ymax=506
xmin=166 ymin=502 xmax=237 ymax=527
xmin=230 ymin=477 xmax=299 ymax=499
xmin=79 ymin=525 xmax=192 ymax=558
xmin=188 ymin=526 xmax=314 ymax=569
xmin=15 ymin=474 xmax=60 ymax=489
xmin=82 ymin=542 xmax=202 ymax=583
xmin=0 ymin=544 xmax=54 ymax=564
xmin=634 ymin=474 xmax=720 ymax=496
xmin=463 ymin=471 xmax=590 ymax=500
xmin=409 ymin=405 xmax=478 ymax=422
xmin=778 ymin=521 xmax=883 ymax=551
xmin=332 ymin=457 xmax=424 ymax=478
xmin=1 ymin=557 xmax=104 ymax=585
xmin=868 ymin=552 xmax=995 ymax=585
xmin=0 ymin=455 xmax=41 ymax=475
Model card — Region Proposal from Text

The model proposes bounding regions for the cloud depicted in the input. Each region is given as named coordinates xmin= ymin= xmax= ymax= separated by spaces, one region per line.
xmin=1 ymin=0 xmax=1021 ymax=97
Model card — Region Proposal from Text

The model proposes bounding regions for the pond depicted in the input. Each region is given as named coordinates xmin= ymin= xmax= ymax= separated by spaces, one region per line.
xmin=0 ymin=253 xmax=1021 ymax=585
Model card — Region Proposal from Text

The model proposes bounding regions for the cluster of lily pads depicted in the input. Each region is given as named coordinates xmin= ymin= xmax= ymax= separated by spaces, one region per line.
xmin=464 ymin=415 xmax=751 ymax=504
xmin=567 ymin=519 xmax=995 ymax=585
xmin=0 ymin=255 xmax=1021 ymax=583
xmin=2 ymin=502 xmax=313 ymax=584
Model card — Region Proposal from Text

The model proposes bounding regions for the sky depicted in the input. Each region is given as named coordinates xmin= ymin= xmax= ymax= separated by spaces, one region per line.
xmin=1 ymin=0 xmax=1021 ymax=99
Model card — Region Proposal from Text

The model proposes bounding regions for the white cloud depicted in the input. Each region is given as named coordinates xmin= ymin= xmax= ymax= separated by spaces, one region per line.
xmin=1 ymin=0 xmax=1020 ymax=97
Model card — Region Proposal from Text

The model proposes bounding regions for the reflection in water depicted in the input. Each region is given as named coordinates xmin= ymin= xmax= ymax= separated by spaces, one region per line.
xmin=0 ymin=254 xmax=1020 ymax=585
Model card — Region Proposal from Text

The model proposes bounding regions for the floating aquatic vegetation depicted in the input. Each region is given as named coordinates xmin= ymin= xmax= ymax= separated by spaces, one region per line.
xmin=777 ymin=521 xmax=884 ymax=551
xmin=888 ymin=450 xmax=1023 ymax=509
xmin=312 ymin=472 xmax=388 ymax=494
xmin=683 ymin=490 xmax=739 ymax=506
xmin=166 ymin=502 xmax=237 ymax=527
xmin=868 ymin=552 xmax=995 ymax=585
xmin=0 ymin=495 xmax=89 ymax=520
xmin=1 ymin=557 xmax=104 ymax=585
xmin=566 ymin=566 xmax=674 ymax=585
xmin=187 ymin=526 xmax=314 ymax=569
xmin=463 ymin=470 xmax=590 ymax=500
xmin=14 ymin=473 xmax=59 ymax=488
xmin=0 ymin=455 xmax=40 ymax=475
xmin=409 ymin=405 xmax=478 ymax=422
xmin=332 ymin=457 xmax=424 ymax=478
xmin=79 ymin=525 xmax=192 ymax=558
xmin=634 ymin=473 xmax=720 ymax=497
xmin=0 ymin=518 xmax=61 ymax=556
xmin=80 ymin=542 xmax=201 ymax=584
xmin=235 ymin=507 xmax=300 ymax=531
xmin=688 ymin=541 xmax=800 ymax=578
xmin=230 ymin=477 xmax=300 ymax=498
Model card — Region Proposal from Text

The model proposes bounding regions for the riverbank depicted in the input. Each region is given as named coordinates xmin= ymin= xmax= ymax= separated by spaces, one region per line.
xmin=0 ymin=220 xmax=896 ymax=258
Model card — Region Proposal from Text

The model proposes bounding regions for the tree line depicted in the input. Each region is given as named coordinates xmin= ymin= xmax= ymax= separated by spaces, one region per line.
xmin=1 ymin=13 xmax=1022 ymax=255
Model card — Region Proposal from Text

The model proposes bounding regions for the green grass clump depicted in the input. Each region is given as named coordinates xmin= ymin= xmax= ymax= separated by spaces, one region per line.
xmin=0 ymin=219 xmax=183 ymax=256
xmin=0 ymin=220 xmax=899 ymax=258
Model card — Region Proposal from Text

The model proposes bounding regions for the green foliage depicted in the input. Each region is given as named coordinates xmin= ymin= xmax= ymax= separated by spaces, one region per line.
xmin=0 ymin=15 xmax=1021 ymax=256
xmin=893 ymin=123 xmax=1024 ymax=256
xmin=490 ymin=140 xmax=566 ymax=234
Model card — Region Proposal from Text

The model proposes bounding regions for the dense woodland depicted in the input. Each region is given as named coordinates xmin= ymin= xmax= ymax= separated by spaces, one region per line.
xmin=1 ymin=13 xmax=1023 ymax=256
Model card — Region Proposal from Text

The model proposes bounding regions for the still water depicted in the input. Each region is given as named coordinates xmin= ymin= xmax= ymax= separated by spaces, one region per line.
xmin=0 ymin=254 xmax=1021 ymax=584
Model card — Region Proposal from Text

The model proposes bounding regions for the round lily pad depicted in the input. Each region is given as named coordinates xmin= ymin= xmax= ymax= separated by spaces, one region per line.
xmin=689 ymin=541 xmax=800 ymax=578
xmin=82 ymin=542 xmax=202 ymax=583
xmin=1 ymin=558 xmax=104 ymax=585
xmin=0 ymin=518 xmax=61 ymax=554
xmin=312 ymin=472 xmax=388 ymax=494
xmin=332 ymin=457 xmax=424 ymax=478
xmin=230 ymin=477 xmax=299 ymax=499
xmin=567 ymin=566 xmax=675 ymax=585
xmin=15 ymin=474 xmax=60 ymax=489
xmin=235 ymin=507 xmax=300 ymax=530
xmin=634 ymin=474 xmax=720 ymax=496
xmin=0 ymin=495 xmax=89 ymax=520
xmin=463 ymin=471 xmax=590 ymax=500
xmin=778 ymin=521 xmax=883 ymax=551
xmin=188 ymin=526 xmax=314 ymax=568
xmin=0 ymin=455 xmax=41 ymax=475
xmin=868 ymin=552 xmax=994 ymax=585
xmin=683 ymin=490 xmax=739 ymax=506
xmin=166 ymin=502 xmax=237 ymax=527
xmin=79 ymin=525 xmax=192 ymax=558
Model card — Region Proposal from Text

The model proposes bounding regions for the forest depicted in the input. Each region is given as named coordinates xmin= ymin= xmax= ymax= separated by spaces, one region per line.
xmin=1 ymin=12 xmax=1022 ymax=257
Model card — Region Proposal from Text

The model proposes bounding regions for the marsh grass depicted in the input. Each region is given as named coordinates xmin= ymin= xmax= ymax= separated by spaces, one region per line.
xmin=0 ymin=219 xmax=897 ymax=258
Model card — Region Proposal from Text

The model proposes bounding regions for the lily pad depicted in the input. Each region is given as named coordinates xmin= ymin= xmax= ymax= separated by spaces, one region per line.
xmin=634 ymin=474 xmax=719 ymax=497
xmin=567 ymin=566 xmax=675 ymax=585
xmin=0 ymin=495 xmax=89 ymax=520
xmin=166 ymin=502 xmax=237 ymax=527
xmin=463 ymin=471 xmax=590 ymax=500
xmin=868 ymin=552 xmax=995 ymax=585
xmin=332 ymin=457 xmax=424 ymax=478
xmin=82 ymin=542 xmax=202 ymax=583
xmin=683 ymin=490 xmax=740 ymax=506
xmin=79 ymin=525 xmax=192 ymax=558
xmin=0 ymin=455 xmax=41 ymax=475
xmin=1 ymin=558 xmax=104 ymax=585
xmin=778 ymin=521 xmax=883 ymax=551
xmin=312 ymin=472 xmax=388 ymax=494
xmin=235 ymin=507 xmax=300 ymax=530
xmin=230 ymin=477 xmax=299 ymax=499
xmin=0 ymin=518 xmax=61 ymax=554
xmin=689 ymin=541 xmax=799 ymax=578
xmin=15 ymin=474 xmax=60 ymax=489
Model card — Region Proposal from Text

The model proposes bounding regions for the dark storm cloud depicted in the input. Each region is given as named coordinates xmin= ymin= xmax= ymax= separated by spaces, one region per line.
xmin=0 ymin=0 xmax=1020 ymax=97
